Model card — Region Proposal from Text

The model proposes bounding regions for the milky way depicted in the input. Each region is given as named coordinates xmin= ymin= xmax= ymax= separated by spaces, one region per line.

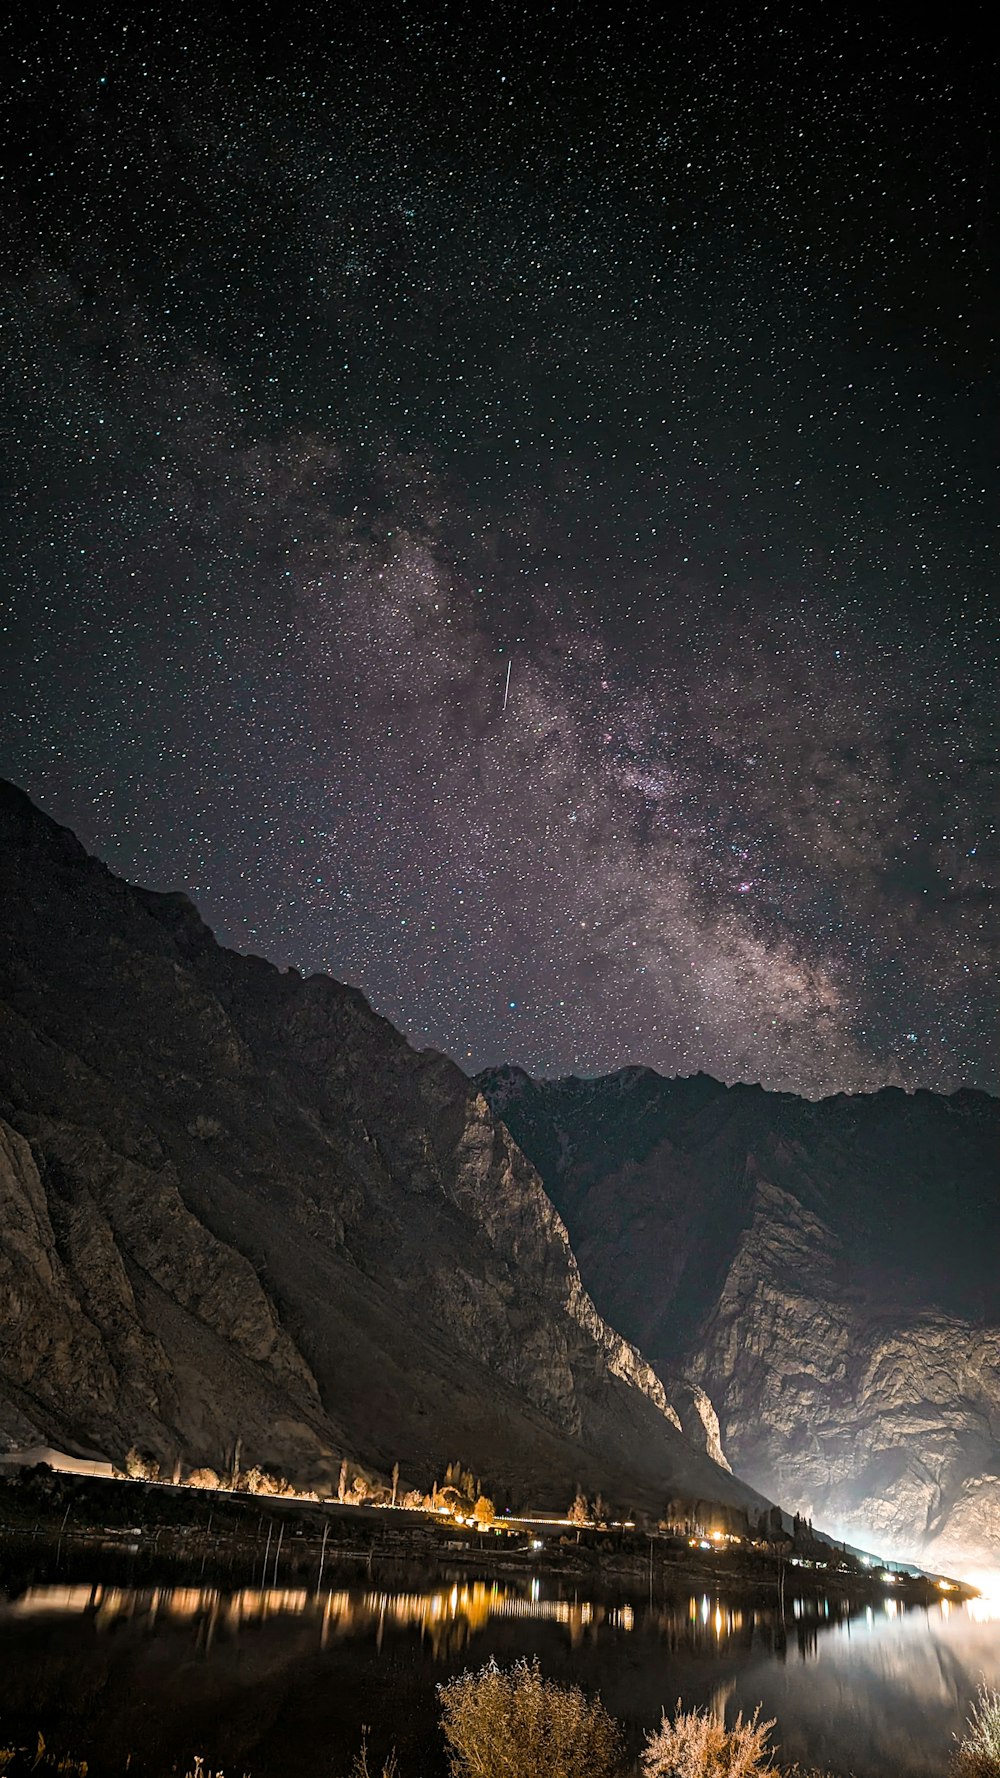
xmin=0 ymin=7 xmax=996 ymax=1095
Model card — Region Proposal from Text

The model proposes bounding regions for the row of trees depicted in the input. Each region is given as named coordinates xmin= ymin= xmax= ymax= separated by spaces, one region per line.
xmin=124 ymin=1448 xmax=322 ymax=1500
xmin=121 ymin=1445 xmax=500 ymax=1526
xmin=567 ymin=1489 xmax=613 ymax=1526
xmin=334 ymin=1456 xmax=496 ymax=1523
xmin=124 ymin=1449 xmax=821 ymax=1550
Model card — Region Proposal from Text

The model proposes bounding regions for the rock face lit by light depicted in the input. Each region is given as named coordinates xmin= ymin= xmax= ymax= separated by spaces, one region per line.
xmin=0 ymin=779 xmax=770 ymax=1520
xmin=480 ymin=1066 xmax=1000 ymax=1578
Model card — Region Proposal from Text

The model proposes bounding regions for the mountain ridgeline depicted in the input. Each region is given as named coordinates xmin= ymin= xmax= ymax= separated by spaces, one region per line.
xmin=477 ymin=1064 xmax=1000 ymax=1575
xmin=0 ymin=779 xmax=763 ymax=1521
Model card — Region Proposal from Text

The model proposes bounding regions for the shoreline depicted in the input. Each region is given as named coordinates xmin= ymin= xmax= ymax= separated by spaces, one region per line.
xmin=0 ymin=1469 xmax=974 ymax=1610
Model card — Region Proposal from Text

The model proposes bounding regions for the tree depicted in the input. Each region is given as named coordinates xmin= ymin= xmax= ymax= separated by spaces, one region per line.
xmin=391 ymin=1460 xmax=400 ymax=1508
xmin=443 ymin=1461 xmax=477 ymax=1507
xmin=568 ymin=1490 xmax=590 ymax=1527
xmin=473 ymin=1494 xmax=495 ymax=1528
xmin=337 ymin=1457 xmax=348 ymax=1503
xmin=125 ymin=1448 xmax=159 ymax=1482
xmin=186 ymin=1467 xmax=220 ymax=1491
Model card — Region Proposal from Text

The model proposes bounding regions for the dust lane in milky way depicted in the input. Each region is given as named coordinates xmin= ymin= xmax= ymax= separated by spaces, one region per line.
xmin=0 ymin=7 xmax=996 ymax=1095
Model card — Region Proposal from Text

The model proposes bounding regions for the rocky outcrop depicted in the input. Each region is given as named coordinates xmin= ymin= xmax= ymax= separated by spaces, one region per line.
xmin=0 ymin=780 xmax=758 ymax=1517
xmin=478 ymin=1065 xmax=1000 ymax=1573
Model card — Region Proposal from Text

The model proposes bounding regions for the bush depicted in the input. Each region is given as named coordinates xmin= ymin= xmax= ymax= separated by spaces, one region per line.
xmin=953 ymin=1685 xmax=1000 ymax=1777
xmin=0 ymin=1733 xmax=88 ymax=1777
xmin=642 ymin=1702 xmax=776 ymax=1777
xmin=438 ymin=1657 xmax=624 ymax=1778
xmin=347 ymin=1738 xmax=399 ymax=1778
xmin=185 ymin=1467 xmax=221 ymax=1490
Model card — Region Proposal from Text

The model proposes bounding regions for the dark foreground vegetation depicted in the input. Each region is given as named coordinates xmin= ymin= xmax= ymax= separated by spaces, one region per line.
xmin=428 ymin=1667 xmax=1000 ymax=1778
xmin=2 ymin=1662 xmax=998 ymax=1778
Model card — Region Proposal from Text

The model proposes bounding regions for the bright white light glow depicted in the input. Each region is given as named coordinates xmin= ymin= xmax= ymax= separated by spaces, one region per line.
xmin=963 ymin=1572 xmax=1000 ymax=1621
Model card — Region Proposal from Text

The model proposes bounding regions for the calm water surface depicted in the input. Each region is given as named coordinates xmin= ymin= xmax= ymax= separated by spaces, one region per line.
xmin=1 ymin=1559 xmax=997 ymax=1777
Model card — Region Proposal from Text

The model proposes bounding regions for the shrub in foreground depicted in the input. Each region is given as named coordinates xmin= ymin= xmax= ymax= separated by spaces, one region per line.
xmin=438 ymin=1656 xmax=624 ymax=1778
xmin=952 ymin=1684 xmax=1000 ymax=1778
xmin=348 ymin=1740 xmax=399 ymax=1778
xmin=642 ymin=1701 xmax=776 ymax=1777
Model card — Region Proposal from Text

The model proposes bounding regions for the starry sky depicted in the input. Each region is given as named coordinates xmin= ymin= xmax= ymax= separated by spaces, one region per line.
xmin=1 ymin=4 xmax=997 ymax=1097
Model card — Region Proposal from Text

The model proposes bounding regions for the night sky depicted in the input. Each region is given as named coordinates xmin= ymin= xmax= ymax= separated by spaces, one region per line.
xmin=1 ymin=5 xmax=997 ymax=1097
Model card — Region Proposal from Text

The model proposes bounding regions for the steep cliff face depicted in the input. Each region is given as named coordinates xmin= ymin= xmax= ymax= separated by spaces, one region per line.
xmin=478 ymin=1065 xmax=1000 ymax=1572
xmin=0 ymin=781 xmax=758 ymax=1515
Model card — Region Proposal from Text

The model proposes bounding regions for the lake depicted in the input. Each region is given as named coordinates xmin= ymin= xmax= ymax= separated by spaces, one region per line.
xmin=1 ymin=1556 xmax=997 ymax=1777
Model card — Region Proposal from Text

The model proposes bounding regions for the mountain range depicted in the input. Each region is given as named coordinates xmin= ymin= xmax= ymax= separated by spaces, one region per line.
xmin=5 ymin=775 xmax=995 ymax=1578
xmin=477 ymin=1064 xmax=1000 ymax=1576
xmin=0 ymin=778 xmax=759 ymax=1521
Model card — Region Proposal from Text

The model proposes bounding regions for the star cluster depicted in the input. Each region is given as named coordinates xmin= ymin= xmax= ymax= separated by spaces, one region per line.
xmin=0 ymin=5 xmax=996 ymax=1095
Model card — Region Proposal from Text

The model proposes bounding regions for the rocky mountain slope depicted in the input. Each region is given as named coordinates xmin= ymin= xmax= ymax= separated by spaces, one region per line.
xmin=0 ymin=780 xmax=763 ymax=1518
xmin=478 ymin=1065 xmax=1000 ymax=1575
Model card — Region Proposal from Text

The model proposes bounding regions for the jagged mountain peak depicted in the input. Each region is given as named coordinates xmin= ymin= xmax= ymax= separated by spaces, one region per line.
xmin=0 ymin=779 xmax=762 ymax=1519
xmin=479 ymin=1061 xmax=1000 ymax=1574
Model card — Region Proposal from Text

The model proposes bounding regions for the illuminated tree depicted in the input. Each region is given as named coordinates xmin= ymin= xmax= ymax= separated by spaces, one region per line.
xmin=125 ymin=1447 xmax=159 ymax=1482
xmin=443 ymin=1460 xmax=478 ymax=1506
xmin=186 ymin=1467 xmax=220 ymax=1491
xmin=568 ymin=1490 xmax=590 ymax=1526
xmin=473 ymin=1494 xmax=495 ymax=1528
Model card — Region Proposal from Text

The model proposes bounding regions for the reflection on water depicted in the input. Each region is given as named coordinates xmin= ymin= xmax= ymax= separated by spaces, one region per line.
xmin=2 ymin=1576 xmax=849 ymax=1659
xmin=732 ymin=1585 xmax=1000 ymax=1778
xmin=1 ymin=1578 xmax=779 ymax=1657
xmin=965 ymin=1592 xmax=1000 ymax=1623
xmin=1 ymin=1568 xmax=998 ymax=1777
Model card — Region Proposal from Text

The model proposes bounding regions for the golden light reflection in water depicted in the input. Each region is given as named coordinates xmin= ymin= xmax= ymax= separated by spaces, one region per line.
xmin=6 ymin=1581 xmax=612 ymax=1654
xmin=2 ymin=1578 xmax=867 ymax=1661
